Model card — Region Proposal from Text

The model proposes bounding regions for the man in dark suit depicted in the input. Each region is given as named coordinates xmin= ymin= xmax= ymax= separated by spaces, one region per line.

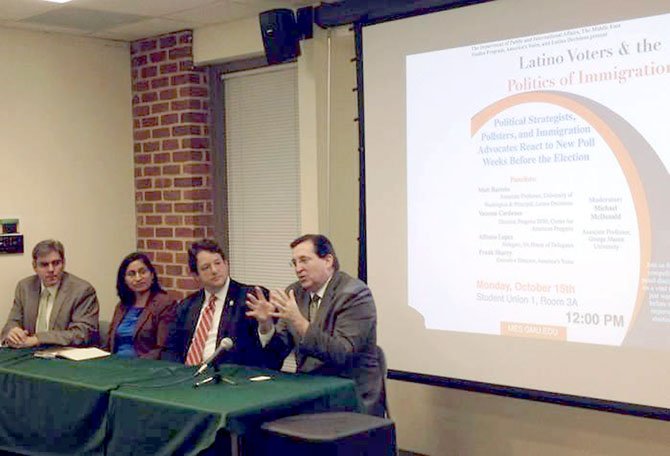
xmin=1 ymin=239 xmax=99 ymax=348
xmin=247 ymin=234 xmax=383 ymax=415
xmin=163 ymin=239 xmax=270 ymax=368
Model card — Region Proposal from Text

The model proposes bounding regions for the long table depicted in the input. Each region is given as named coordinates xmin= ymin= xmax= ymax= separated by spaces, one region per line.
xmin=0 ymin=349 xmax=361 ymax=455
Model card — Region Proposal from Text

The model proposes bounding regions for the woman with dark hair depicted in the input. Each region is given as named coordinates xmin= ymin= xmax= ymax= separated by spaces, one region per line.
xmin=105 ymin=252 xmax=176 ymax=359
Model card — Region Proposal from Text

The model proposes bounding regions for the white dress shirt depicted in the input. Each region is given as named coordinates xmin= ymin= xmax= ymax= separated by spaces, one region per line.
xmin=193 ymin=277 xmax=230 ymax=360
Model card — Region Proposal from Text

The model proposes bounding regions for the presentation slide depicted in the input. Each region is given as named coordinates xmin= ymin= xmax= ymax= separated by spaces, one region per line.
xmin=406 ymin=14 xmax=670 ymax=349
xmin=363 ymin=0 xmax=670 ymax=409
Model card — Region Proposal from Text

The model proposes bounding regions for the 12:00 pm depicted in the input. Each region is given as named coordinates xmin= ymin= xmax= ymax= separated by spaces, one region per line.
xmin=566 ymin=312 xmax=625 ymax=327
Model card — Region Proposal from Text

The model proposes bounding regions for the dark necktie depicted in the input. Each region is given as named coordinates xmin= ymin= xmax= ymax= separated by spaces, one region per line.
xmin=308 ymin=295 xmax=321 ymax=323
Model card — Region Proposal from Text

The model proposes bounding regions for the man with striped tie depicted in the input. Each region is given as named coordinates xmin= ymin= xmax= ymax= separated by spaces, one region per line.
xmin=162 ymin=239 xmax=271 ymax=368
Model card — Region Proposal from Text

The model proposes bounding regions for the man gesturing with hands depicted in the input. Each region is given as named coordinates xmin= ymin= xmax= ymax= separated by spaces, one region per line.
xmin=246 ymin=234 xmax=384 ymax=416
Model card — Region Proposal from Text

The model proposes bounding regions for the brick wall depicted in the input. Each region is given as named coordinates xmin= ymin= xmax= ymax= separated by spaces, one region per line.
xmin=130 ymin=30 xmax=212 ymax=299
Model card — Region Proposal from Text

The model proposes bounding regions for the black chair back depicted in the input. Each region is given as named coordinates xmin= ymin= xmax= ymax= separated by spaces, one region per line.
xmin=376 ymin=345 xmax=390 ymax=418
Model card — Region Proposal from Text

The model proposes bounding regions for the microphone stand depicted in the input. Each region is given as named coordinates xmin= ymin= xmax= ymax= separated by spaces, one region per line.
xmin=212 ymin=362 xmax=236 ymax=385
xmin=193 ymin=361 xmax=236 ymax=388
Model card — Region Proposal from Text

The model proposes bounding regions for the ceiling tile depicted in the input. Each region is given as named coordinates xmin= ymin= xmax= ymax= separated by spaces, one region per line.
xmin=3 ymin=19 xmax=92 ymax=37
xmin=0 ymin=0 xmax=60 ymax=21
xmin=70 ymin=0 xmax=222 ymax=17
xmin=21 ymin=7 xmax=146 ymax=31
xmin=164 ymin=1 xmax=254 ymax=25
xmin=92 ymin=17 xmax=199 ymax=41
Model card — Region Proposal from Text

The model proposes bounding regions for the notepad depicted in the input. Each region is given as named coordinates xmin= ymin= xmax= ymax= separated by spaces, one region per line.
xmin=34 ymin=347 xmax=111 ymax=361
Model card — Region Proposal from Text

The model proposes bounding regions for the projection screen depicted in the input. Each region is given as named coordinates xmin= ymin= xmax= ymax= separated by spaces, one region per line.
xmin=364 ymin=0 xmax=670 ymax=410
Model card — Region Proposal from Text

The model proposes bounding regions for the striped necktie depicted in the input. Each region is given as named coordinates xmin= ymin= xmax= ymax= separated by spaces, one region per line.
xmin=185 ymin=294 xmax=217 ymax=366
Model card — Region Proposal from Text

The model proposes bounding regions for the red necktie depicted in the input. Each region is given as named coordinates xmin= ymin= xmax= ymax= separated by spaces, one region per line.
xmin=185 ymin=294 xmax=217 ymax=366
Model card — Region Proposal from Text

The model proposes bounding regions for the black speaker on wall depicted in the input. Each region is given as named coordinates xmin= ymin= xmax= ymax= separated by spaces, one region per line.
xmin=259 ymin=9 xmax=300 ymax=65
xmin=296 ymin=6 xmax=314 ymax=40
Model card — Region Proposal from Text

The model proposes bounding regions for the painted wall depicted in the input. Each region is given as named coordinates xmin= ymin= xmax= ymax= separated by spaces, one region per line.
xmin=193 ymin=17 xmax=263 ymax=64
xmin=0 ymin=27 xmax=135 ymax=322
xmin=389 ymin=380 xmax=670 ymax=456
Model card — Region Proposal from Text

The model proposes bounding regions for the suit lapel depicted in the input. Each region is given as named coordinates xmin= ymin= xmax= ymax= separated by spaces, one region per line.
xmin=298 ymin=288 xmax=310 ymax=320
xmin=25 ymin=276 xmax=41 ymax=333
xmin=108 ymin=305 xmax=128 ymax=352
xmin=310 ymin=272 xmax=340 ymax=327
xmin=49 ymin=273 xmax=70 ymax=329
xmin=217 ymin=280 xmax=239 ymax=340
xmin=295 ymin=291 xmax=308 ymax=368
xmin=133 ymin=293 xmax=155 ymax=339
xmin=186 ymin=290 xmax=206 ymax=342
xmin=297 ymin=273 xmax=340 ymax=372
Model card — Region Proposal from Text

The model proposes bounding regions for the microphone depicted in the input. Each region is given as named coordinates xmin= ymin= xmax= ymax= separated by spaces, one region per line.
xmin=193 ymin=374 xmax=236 ymax=388
xmin=193 ymin=376 xmax=215 ymax=388
xmin=193 ymin=337 xmax=234 ymax=376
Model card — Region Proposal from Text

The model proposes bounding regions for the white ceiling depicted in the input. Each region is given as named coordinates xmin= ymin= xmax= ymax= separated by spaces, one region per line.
xmin=0 ymin=0 xmax=324 ymax=41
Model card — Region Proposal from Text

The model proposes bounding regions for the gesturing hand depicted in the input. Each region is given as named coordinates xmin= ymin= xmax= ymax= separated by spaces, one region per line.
xmin=270 ymin=289 xmax=309 ymax=337
xmin=246 ymin=287 xmax=275 ymax=334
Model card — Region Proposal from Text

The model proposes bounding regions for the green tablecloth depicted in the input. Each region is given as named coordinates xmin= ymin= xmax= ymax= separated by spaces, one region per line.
xmin=108 ymin=364 xmax=361 ymax=456
xmin=0 ymin=349 xmax=361 ymax=456
xmin=0 ymin=349 xmax=179 ymax=455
